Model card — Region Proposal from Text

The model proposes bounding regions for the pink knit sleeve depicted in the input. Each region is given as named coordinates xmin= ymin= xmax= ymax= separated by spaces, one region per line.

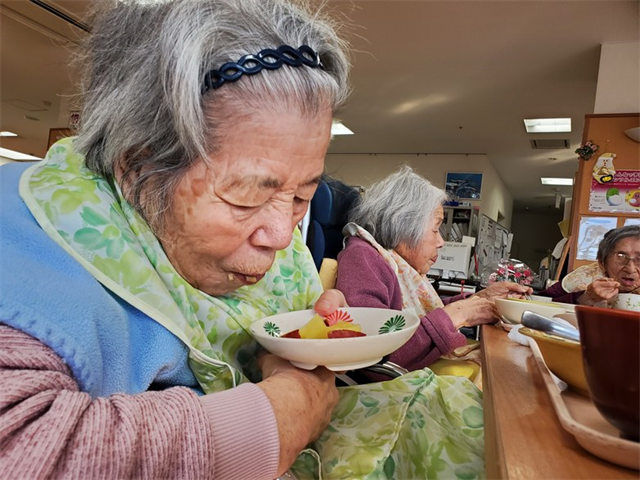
xmin=0 ymin=324 xmax=279 ymax=480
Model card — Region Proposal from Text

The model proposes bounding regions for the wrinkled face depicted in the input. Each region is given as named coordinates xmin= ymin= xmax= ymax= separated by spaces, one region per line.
xmin=602 ymin=236 xmax=640 ymax=293
xmin=395 ymin=205 xmax=445 ymax=275
xmin=161 ymin=108 xmax=332 ymax=296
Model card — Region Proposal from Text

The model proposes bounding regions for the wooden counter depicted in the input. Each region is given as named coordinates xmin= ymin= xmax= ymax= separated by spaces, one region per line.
xmin=481 ymin=324 xmax=639 ymax=479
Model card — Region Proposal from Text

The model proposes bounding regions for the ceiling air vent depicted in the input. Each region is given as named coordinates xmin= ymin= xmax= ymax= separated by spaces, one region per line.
xmin=530 ymin=139 xmax=570 ymax=149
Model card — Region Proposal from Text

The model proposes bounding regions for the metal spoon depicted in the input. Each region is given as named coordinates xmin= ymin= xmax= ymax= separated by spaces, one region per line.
xmin=521 ymin=311 xmax=581 ymax=343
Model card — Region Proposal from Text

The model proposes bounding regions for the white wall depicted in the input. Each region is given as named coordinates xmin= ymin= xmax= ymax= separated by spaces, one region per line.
xmin=325 ymin=153 xmax=514 ymax=228
xmin=594 ymin=42 xmax=640 ymax=113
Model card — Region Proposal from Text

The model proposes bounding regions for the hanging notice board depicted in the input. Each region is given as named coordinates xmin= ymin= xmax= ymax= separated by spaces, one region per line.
xmin=569 ymin=113 xmax=640 ymax=271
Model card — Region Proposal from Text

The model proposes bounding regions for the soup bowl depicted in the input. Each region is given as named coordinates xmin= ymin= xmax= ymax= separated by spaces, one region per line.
xmin=575 ymin=305 xmax=640 ymax=441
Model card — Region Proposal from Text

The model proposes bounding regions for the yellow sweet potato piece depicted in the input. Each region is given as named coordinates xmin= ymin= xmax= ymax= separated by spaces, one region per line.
xmin=299 ymin=314 xmax=330 ymax=339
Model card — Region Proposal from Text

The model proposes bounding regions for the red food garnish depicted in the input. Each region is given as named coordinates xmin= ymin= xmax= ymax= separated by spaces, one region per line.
xmin=282 ymin=329 xmax=301 ymax=338
xmin=327 ymin=330 xmax=366 ymax=338
xmin=324 ymin=309 xmax=354 ymax=326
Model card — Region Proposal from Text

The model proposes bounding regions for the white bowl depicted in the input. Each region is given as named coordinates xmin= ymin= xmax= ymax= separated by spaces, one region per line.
xmin=613 ymin=293 xmax=640 ymax=312
xmin=496 ymin=298 xmax=569 ymax=325
xmin=250 ymin=307 xmax=420 ymax=371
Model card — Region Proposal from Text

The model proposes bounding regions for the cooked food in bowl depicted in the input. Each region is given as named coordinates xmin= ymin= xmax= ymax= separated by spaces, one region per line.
xmin=282 ymin=311 xmax=365 ymax=338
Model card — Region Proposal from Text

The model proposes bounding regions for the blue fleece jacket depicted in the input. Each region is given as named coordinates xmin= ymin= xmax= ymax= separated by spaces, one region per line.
xmin=0 ymin=162 xmax=198 ymax=398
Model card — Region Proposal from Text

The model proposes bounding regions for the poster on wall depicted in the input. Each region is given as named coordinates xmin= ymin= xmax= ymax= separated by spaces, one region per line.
xmin=588 ymin=169 xmax=640 ymax=213
xmin=576 ymin=217 xmax=618 ymax=261
xmin=445 ymin=172 xmax=482 ymax=199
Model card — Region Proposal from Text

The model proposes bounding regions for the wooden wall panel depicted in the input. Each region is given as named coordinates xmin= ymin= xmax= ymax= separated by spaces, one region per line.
xmin=568 ymin=114 xmax=640 ymax=271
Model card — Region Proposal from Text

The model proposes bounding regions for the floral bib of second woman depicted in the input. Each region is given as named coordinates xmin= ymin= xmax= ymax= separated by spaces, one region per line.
xmin=19 ymin=137 xmax=323 ymax=393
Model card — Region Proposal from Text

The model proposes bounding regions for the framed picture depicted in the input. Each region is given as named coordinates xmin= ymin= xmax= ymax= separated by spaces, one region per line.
xmin=445 ymin=172 xmax=483 ymax=199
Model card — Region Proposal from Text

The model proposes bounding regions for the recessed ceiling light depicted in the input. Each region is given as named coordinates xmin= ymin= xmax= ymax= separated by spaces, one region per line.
xmin=0 ymin=131 xmax=18 ymax=137
xmin=524 ymin=118 xmax=571 ymax=133
xmin=331 ymin=121 xmax=354 ymax=135
xmin=541 ymin=177 xmax=573 ymax=186
xmin=0 ymin=147 xmax=41 ymax=161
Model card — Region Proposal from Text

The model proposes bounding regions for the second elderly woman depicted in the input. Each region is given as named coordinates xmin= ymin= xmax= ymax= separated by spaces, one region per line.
xmin=337 ymin=166 xmax=531 ymax=373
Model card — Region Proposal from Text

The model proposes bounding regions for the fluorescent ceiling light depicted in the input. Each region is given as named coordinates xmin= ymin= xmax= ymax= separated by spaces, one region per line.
xmin=0 ymin=147 xmax=41 ymax=161
xmin=331 ymin=122 xmax=354 ymax=135
xmin=524 ymin=118 xmax=571 ymax=133
xmin=0 ymin=131 xmax=18 ymax=137
xmin=541 ymin=177 xmax=573 ymax=186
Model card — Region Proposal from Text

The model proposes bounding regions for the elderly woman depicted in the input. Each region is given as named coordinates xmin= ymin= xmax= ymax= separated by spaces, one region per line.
xmin=540 ymin=225 xmax=640 ymax=304
xmin=337 ymin=166 xmax=531 ymax=373
xmin=1 ymin=0 xmax=346 ymax=478
xmin=1 ymin=2 xmax=487 ymax=479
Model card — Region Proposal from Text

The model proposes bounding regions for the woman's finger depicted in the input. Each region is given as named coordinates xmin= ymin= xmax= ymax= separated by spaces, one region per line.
xmin=314 ymin=289 xmax=348 ymax=315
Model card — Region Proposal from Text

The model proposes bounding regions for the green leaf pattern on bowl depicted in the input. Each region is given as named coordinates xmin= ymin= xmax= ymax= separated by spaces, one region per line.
xmin=379 ymin=315 xmax=406 ymax=334
xmin=264 ymin=321 xmax=281 ymax=337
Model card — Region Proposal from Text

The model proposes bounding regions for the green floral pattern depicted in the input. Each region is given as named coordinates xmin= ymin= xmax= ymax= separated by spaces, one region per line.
xmin=379 ymin=315 xmax=406 ymax=334
xmin=264 ymin=321 xmax=281 ymax=337
xmin=21 ymin=138 xmax=485 ymax=479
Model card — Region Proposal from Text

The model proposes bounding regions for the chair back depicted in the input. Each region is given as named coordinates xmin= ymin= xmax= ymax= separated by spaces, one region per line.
xmin=306 ymin=178 xmax=360 ymax=269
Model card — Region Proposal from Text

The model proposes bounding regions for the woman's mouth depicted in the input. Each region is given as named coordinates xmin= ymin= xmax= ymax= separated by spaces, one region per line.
xmin=228 ymin=272 xmax=265 ymax=285
xmin=619 ymin=276 xmax=639 ymax=288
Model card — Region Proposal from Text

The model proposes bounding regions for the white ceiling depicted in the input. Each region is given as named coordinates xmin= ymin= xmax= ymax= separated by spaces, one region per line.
xmin=1 ymin=0 xmax=639 ymax=214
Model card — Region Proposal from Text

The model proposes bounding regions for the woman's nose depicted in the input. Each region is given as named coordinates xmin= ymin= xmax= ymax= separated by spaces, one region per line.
xmin=253 ymin=205 xmax=295 ymax=250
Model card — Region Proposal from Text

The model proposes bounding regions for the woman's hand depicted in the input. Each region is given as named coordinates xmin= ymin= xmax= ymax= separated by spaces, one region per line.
xmin=443 ymin=296 xmax=499 ymax=329
xmin=474 ymin=281 xmax=533 ymax=300
xmin=257 ymin=354 xmax=338 ymax=477
xmin=579 ymin=277 xmax=620 ymax=305
xmin=313 ymin=289 xmax=348 ymax=316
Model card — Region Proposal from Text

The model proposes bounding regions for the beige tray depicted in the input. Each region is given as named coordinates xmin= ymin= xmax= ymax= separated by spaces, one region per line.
xmin=529 ymin=339 xmax=640 ymax=471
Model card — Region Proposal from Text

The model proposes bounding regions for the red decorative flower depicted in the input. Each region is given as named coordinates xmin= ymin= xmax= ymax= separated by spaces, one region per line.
xmin=324 ymin=309 xmax=353 ymax=326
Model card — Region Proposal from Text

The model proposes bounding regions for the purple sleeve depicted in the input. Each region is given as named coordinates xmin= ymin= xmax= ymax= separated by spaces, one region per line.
xmin=538 ymin=282 xmax=584 ymax=304
xmin=336 ymin=238 xmax=467 ymax=369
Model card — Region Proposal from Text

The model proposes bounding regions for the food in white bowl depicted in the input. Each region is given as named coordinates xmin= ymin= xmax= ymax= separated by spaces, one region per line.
xmin=250 ymin=307 xmax=420 ymax=371
xmin=495 ymin=298 xmax=568 ymax=326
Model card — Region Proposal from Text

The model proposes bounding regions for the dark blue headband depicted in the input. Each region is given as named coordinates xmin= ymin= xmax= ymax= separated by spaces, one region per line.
xmin=203 ymin=44 xmax=323 ymax=92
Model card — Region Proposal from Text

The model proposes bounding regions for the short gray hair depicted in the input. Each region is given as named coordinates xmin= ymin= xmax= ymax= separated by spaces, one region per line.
xmin=75 ymin=0 xmax=350 ymax=233
xmin=598 ymin=225 xmax=640 ymax=263
xmin=348 ymin=165 xmax=448 ymax=250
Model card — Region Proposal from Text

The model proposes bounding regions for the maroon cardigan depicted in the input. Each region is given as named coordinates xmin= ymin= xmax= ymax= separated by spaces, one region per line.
xmin=336 ymin=237 xmax=467 ymax=371
xmin=538 ymin=281 xmax=585 ymax=304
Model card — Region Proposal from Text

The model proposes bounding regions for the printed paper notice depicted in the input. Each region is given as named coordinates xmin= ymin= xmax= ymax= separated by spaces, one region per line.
xmin=576 ymin=217 xmax=618 ymax=261
xmin=589 ymin=169 xmax=640 ymax=213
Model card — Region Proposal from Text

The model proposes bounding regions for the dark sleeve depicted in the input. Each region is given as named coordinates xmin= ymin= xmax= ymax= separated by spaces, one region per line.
xmin=538 ymin=282 xmax=584 ymax=304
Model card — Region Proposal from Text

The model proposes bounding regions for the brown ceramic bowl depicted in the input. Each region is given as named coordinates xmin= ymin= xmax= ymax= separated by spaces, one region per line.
xmin=575 ymin=305 xmax=640 ymax=441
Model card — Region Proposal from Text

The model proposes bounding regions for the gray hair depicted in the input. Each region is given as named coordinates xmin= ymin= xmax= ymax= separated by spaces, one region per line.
xmin=598 ymin=225 xmax=640 ymax=263
xmin=75 ymin=0 xmax=350 ymax=233
xmin=348 ymin=165 xmax=448 ymax=250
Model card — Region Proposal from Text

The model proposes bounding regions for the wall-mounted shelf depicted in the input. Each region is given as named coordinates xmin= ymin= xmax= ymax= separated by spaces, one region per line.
xmin=441 ymin=206 xmax=479 ymax=242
